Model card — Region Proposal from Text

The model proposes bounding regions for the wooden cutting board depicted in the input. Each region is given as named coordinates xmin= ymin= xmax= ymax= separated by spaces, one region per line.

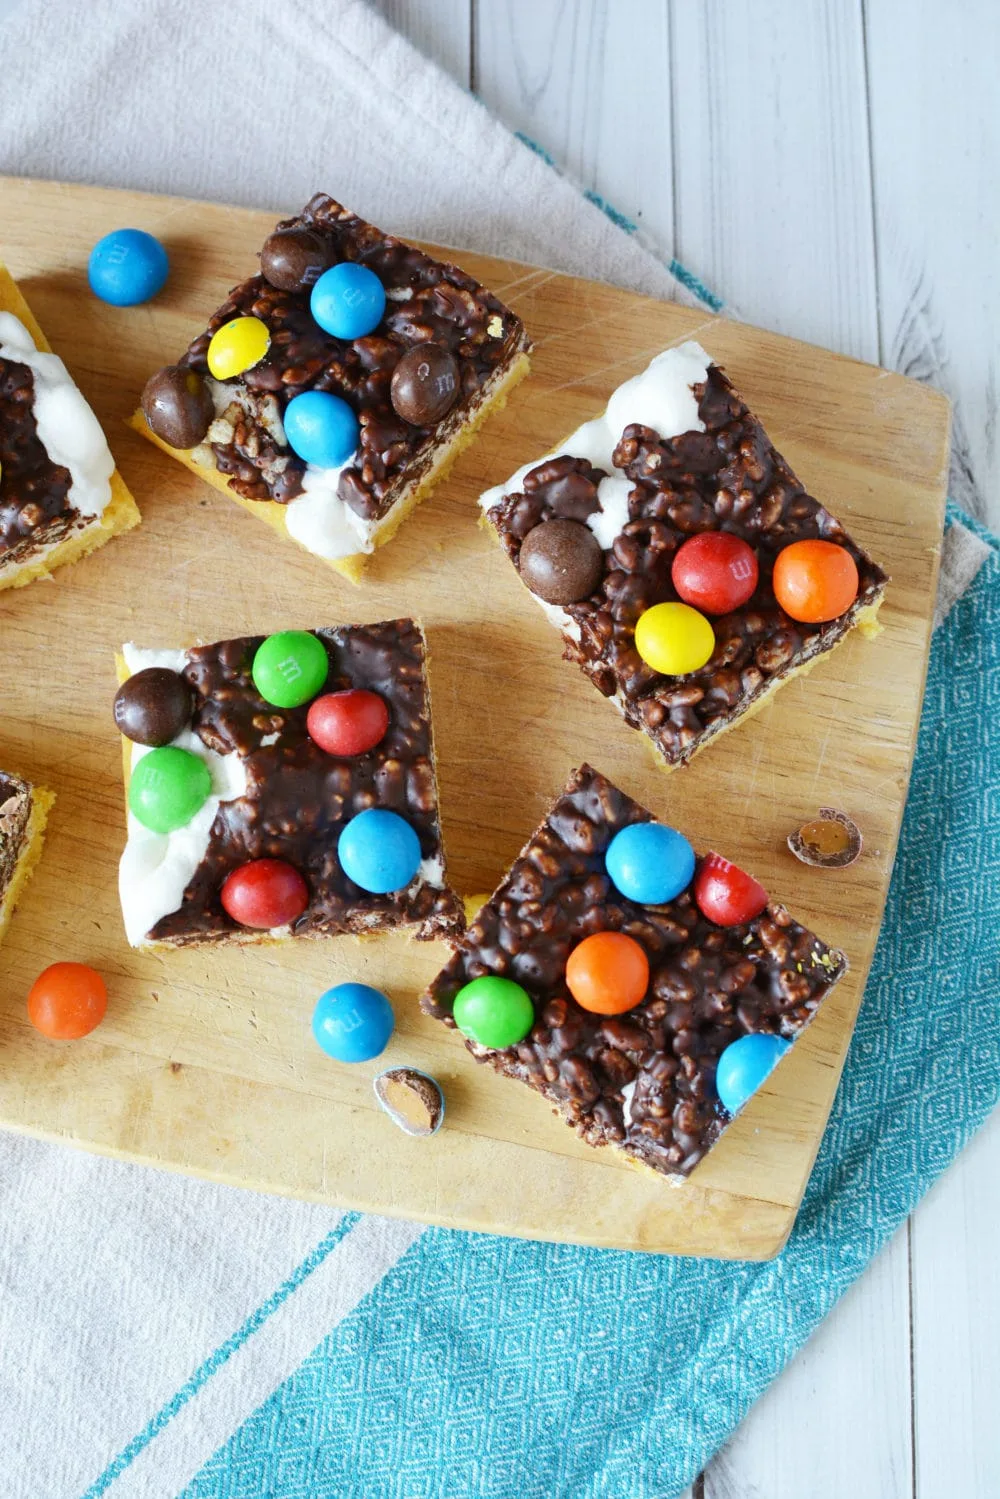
xmin=0 ymin=177 xmax=949 ymax=1259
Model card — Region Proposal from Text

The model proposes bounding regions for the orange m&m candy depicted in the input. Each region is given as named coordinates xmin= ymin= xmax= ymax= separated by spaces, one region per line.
xmin=772 ymin=539 xmax=859 ymax=624
xmin=27 ymin=962 xmax=107 ymax=1040
xmin=565 ymin=932 xmax=649 ymax=1015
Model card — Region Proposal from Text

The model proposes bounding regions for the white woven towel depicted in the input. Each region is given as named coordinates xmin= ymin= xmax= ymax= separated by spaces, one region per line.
xmin=0 ymin=0 xmax=690 ymax=302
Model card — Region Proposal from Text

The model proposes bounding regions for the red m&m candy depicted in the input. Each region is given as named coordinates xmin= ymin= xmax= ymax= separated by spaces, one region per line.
xmin=772 ymin=539 xmax=859 ymax=623
xmin=672 ymin=532 xmax=759 ymax=615
xmin=307 ymin=690 xmax=389 ymax=757
xmin=693 ymin=853 xmax=768 ymax=927
xmin=221 ymin=859 xmax=309 ymax=929
xmin=565 ymin=932 xmax=649 ymax=1015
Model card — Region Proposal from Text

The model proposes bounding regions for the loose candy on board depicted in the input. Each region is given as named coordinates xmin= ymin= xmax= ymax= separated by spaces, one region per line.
xmin=88 ymin=228 xmax=169 ymax=306
xmin=312 ymin=982 xmax=395 ymax=1063
xmin=373 ymin=1067 xmax=445 ymax=1136
xmin=787 ymin=807 xmax=864 ymax=869
xmin=27 ymin=963 xmax=107 ymax=1040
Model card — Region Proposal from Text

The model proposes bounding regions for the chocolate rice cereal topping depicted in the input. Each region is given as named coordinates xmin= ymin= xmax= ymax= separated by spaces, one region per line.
xmin=425 ymin=765 xmax=846 ymax=1178
xmin=137 ymin=620 xmax=463 ymax=946
xmin=0 ymin=357 xmax=76 ymax=558
xmin=486 ymin=363 xmax=888 ymax=766
xmin=180 ymin=194 xmax=529 ymax=522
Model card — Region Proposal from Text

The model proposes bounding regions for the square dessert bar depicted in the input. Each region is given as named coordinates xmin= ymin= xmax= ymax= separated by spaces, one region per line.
xmin=132 ymin=193 xmax=532 ymax=583
xmin=0 ymin=772 xmax=54 ymax=945
xmin=0 ymin=263 xmax=140 ymax=591
xmin=116 ymin=619 xmax=463 ymax=948
xmin=424 ymin=765 xmax=846 ymax=1180
xmin=481 ymin=341 xmax=888 ymax=768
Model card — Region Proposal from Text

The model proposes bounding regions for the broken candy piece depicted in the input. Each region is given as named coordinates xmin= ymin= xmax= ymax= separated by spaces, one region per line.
xmin=788 ymin=808 xmax=863 ymax=868
xmin=373 ymin=1067 xmax=445 ymax=1137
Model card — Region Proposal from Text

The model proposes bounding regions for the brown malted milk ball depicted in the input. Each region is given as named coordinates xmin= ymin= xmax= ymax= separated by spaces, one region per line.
xmin=259 ymin=227 xmax=335 ymax=293
xmin=517 ymin=518 xmax=605 ymax=605
xmin=114 ymin=668 xmax=193 ymax=747
xmin=141 ymin=366 xmax=214 ymax=450
xmin=390 ymin=344 xmax=460 ymax=425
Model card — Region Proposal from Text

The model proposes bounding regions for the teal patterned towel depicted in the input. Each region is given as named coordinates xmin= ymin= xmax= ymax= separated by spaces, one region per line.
xmin=170 ymin=508 xmax=997 ymax=1499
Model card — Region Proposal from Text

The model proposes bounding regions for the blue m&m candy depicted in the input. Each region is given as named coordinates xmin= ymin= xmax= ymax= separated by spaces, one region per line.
xmin=605 ymin=821 xmax=695 ymax=905
xmin=338 ymin=808 xmax=422 ymax=894
xmin=88 ymin=229 xmax=169 ymax=306
xmin=310 ymin=263 xmax=386 ymax=340
xmin=715 ymin=1033 xmax=792 ymax=1115
xmin=312 ymin=982 xmax=394 ymax=1063
xmin=283 ymin=391 xmax=359 ymax=468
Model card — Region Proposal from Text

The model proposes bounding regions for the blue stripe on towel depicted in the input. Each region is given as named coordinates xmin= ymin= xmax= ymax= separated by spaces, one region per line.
xmin=80 ymin=1212 xmax=361 ymax=1499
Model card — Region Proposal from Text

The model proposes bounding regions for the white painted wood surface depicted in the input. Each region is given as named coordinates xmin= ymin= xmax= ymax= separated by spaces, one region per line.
xmin=372 ymin=1 xmax=1000 ymax=1494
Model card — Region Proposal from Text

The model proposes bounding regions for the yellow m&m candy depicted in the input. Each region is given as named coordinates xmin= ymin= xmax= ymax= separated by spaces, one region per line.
xmin=207 ymin=316 xmax=270 ymax=380
xmin=634 ymin=601 xmax=715 ymax=675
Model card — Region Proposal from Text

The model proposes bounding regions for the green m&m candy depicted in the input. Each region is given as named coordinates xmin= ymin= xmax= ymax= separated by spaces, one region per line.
xmin=129 ymin=746 xmax=211 ymax=833
xmin=252 ymin=631 xmax=329 ymax=709
xmin=452 ymin=975 xmax=534 ymax=1050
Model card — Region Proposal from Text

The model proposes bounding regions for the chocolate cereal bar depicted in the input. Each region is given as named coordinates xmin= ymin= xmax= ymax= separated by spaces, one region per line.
xmin=0 ymin=771 xmax=54 ymax=945
xmin=0 ymin=263 xmax=140 ymax=591
xmin=115 ymin=620 xmax=463 ymax=948
xmin=424 ymin=765 xmax=846 ymax=1180
xmin=132 ymin=193 xmax=532 ymax=583
xmin=481 ymin=341 xmax=888 ymax=768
